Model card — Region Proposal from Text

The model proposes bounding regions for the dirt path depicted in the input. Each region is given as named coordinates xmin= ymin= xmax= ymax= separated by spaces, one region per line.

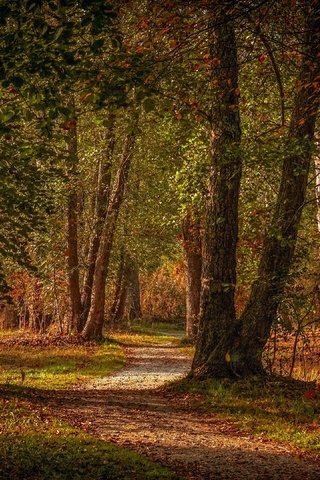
xmin=51 ymin=340 xmax=320 ymax=480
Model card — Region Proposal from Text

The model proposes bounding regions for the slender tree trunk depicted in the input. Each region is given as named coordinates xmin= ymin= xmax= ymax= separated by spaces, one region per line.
xmin=110 ymin=248 xmax=126 ymax=320
xmin=127 ymin=258 xmax=142 ymax=321
xmin=314 ymin=153 xmax=320 ymax=317
xmin=81 ymin=111 xmax=139 ymax=340
xmin=115 ymin=281 xmax=128 ymax=324
xmin=110 ymin=248 xmax=128 ymax=327
xmin=190 ymin=6 xmax=242 ymax=378
xmin=315 ymin=156 xmax=320 ymax=232
xmin=66 ymin=100 xmax=82 ymax=333
xmin=234 ymin=3 xmax=320 ymax=375
xmin=110 ymin=251 xmax=142 ymax=327
xmin=80 ymin=113 xmax=116 ymax=330
xmin=182 ymin=209 xmax=202 ymax=340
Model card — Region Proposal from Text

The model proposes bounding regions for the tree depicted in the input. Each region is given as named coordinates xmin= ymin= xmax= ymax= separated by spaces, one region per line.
xmin=191 ymin=3 xmax=242 ymax=377
xmin=235 ymin=1 xmax=320 ymax=375
xmin=82 ymin=108 xmax=139 ymax=339
xmin=182 ymin=209 xmax=202 ymax=340
xmin=191 ymin=0 xmax=320 ymax=378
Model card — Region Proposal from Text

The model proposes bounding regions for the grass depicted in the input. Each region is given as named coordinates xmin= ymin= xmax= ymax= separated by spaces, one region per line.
xmin=0 ymin=337 xmax=124 ymax=389
xmin=0 ymin=330 xmax=179 ymax=479
xmin=110 ymin=330 xmax=181 ymax=346
xmin=0 ymin=399 xmax=178 ymax=480
xmin=174 ymin=376 xmax=320 ymax=453
xmin=130 ymin=319 xmax=184 ymax=335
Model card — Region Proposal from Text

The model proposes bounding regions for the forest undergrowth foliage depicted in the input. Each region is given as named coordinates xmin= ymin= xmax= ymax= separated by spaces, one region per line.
xmin=0 ymin=332 xmax=124 ymax=389
xmin=175 ymin=375 xmax=320 ymax=453
xmin=0 ymin=398 xmax=177 ymax=480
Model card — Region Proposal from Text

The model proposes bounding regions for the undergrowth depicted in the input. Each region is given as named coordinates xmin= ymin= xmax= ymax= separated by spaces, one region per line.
xmin=0 ymin=331 xmax=179 ymax=479
xmin=0 ymin=399 xmax=178 ymax=480
xmin=0 ymin=336 xmax=124 ymax=389
xmin=174 ymin=376 xmax=320 ymax=453
xmin=110 ymin=331 xmax=181 ymax=346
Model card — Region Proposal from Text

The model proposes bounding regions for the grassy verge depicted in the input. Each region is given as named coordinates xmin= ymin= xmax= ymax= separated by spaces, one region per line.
xmin=0 ymin=399 xmax=178 ymax=480
xmin=0 ymin=335 xmax=124 ymax=389
xmin=130 ymin=320 xmax=184 ymax=336
xmin=174 ymin=376 xmax=320 ymax=453
xmin=0 ymin=331 xmax=179 ymax=479
xmin=110 ymin=330 xmax=181 ymax=346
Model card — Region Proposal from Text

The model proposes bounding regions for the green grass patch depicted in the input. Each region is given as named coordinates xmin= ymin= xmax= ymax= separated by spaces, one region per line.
xmin=175 ymin=376 xmax=320 ymax=453
xmin=0 ymin=399 xmax=179 ymax=480
xmin=130 ymin=320 xmax=184 ymax=335
xmin=0 ymin=332 xmax=179 ymax=479
xmin=0 ymin=335 xmax=124 ymax=389
xmin=110 ymin=331 xmax=181 ymax=346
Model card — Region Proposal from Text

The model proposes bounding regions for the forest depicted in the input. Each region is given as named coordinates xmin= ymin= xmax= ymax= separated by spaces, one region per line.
xmin=0 ymin=1 xmax=319 ymax=479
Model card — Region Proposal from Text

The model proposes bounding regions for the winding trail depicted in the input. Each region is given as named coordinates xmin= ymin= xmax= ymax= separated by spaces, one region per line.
xmin=51 ymin=339 xmax=320 ymax=480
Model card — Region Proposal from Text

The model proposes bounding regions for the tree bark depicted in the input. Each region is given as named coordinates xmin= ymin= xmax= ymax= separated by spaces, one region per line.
xmin=127 ymin=257 xmax=142 ymax=321
xmin=234 ymin=2 xmax=320 ymax=375
xmin=66 ymin=100 xmax=82 ymax=333
xmin=191 ymin=6 xmax=242 ymax=378
xmin=315 ymin=155 xmax=320 ymax=232
xmin=80 ymin=113 xmax=116 ymax=330
xmin=81 ymin=111 xmax=139 ymax=340
xmin=182 ymin=209 xmax=202 ymax=340
xmin=314 ymin=153 xmax=320 ymax=317
xmin=110 ymin=248 xmax=127 ymax=326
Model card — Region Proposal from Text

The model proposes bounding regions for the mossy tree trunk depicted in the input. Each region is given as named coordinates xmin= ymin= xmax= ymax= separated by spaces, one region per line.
xmin=191 ymin=6 xmax=242 ymax=378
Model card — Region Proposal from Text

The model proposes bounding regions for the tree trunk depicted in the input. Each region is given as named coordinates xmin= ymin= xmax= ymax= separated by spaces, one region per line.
xmin=66 ymin=100 xmax=82 ymax=333
xmin=234 ymin=2 xmax=320 ymax=375
xmin=182 ymin=209 xmax=202 ymax=341
xmin=110 ymin=248 xmax=127 ymax=327
xmin=191 ymin=6 xmax=242 ymax=378
xmin=81 ymin=111 xmax=139 ymax=340
xmin=127 ymin=257 xmax=142 ymax=321
xmin=110 ymin=251 xmax=141 ymax=327
xmin=80 ymin=113 xmax=116 ymax=330
xmin=314 ymin=154 xmax=320 ymax=317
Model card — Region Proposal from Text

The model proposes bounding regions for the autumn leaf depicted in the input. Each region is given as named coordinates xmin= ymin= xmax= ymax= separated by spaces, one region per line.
xmin=80 ymin=92 xmax=92 ymax=102
xmin=170 ymin=39 xmax=178 ymax=49
xmin=303 ymin=389 xmax=317 ymax=400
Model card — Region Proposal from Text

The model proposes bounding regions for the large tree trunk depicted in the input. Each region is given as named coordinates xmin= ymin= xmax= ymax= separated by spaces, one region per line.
xmin=234 ymin=2 xmax=320 ymax=375
xmin=191 ymin=6 xmax=242 ymax=378
xmin=182 ymin=209 xmax=202 ymax=341
xmin=66 ymin=100 xmax=82 ymax=333
xmin=81 ymin=112 xmax=139 ymax=340
xmin=80 ymin=114 xmax=116 ymax=330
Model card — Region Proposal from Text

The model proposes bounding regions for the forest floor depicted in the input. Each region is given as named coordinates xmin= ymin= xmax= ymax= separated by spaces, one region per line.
xmin=44 ymin=335 xmax=320 ymax=480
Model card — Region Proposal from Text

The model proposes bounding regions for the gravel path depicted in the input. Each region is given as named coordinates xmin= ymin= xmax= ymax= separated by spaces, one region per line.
xmin=51 ymin=340 xmax=320 ymax=480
